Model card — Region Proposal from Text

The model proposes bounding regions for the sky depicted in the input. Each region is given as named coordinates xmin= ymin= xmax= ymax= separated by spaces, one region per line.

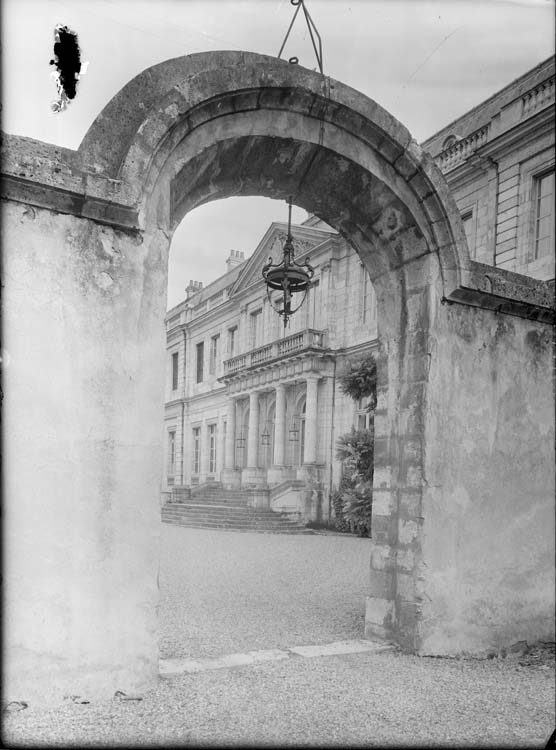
xmin=2 ymin=0 xmax=554 ymax=308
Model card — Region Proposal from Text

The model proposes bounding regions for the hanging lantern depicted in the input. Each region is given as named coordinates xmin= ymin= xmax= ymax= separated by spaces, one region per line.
xmin=260 ymin=393 xmax=271 ymax=446
xmin=288 ymin=381 xmax=300 ymax=442
xmin=262 ymin=196 xmax=314 ymax=328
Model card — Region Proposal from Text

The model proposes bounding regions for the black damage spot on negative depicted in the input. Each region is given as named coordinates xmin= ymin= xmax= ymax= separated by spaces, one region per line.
xmin=50 ymin=25 xmax=81 ymax=101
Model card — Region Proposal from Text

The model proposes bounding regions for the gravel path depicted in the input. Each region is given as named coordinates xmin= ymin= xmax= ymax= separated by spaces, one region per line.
xmin=159 ymin=525 xmax=372 ymax=659
xmin=3 ymin=525 xmax=555 ymax=747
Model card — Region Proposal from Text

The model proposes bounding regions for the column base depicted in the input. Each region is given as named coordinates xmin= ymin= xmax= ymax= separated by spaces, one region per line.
xmin=297 ymin=464 xmax=326 ymax=522
xmin=241 ymin=468 xmax=268 ymax=488
xmin=220 ymin=469 xmax=241 ymax=489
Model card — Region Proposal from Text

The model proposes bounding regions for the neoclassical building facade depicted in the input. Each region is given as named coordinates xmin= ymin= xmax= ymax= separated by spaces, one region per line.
xmin=163 ymin=56 xmax=554 ymax=521
xmin=164 ymin=216 xmax=378 ymax=520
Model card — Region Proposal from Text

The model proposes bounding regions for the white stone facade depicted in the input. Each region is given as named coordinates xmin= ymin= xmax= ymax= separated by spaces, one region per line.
xmin=163 ymin=218 xmax=379 ymax=521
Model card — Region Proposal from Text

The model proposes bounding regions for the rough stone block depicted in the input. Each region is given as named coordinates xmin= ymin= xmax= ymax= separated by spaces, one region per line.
xmin=365 ymin=595 xmax=394 ymax=628
xmin=396 ymin=575 xmax=417 ymax=604
xmin=368 ymin=569 xmax=395 ymax=599
xmin=370 ymin=543 xmax=393 ymax=571
xmin=372 ymin=514 xmax=398 ymax=546
xmin=398 ymin=518 xmax=421 ymax=545
xmin=396 ymin=547 xmax=415 ymax=572
xmin=399 ymin=489 xmax=422 ymax=516
xmin=404 ymin=465 xmax=423 ymax=488
xmin=373 ymin=466 xmax=392 ymax=489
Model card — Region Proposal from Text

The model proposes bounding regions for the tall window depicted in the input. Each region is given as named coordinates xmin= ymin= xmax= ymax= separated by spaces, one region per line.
xmin=534 ymin=171 xmax=555 ymax=259
xmin=461 ymin=210 xmax=475 ymax=258
xmin=168 ymin=430 xmax=176 ymax=484
xmin=249 ymin=309 xmax=263 ymax=348
xmin=171 ymin=352 xmax=179 ymax=391
xmin=208 ymin=424 xmax=217 ymax=474
xmin=209 ymin=334 xmax=220 ymax=375
xmin=228 ymin=326 xmax=237 ymax=356
xmin=196 ymin=342 xmax=204 ymax=383
xmin=192 ymin=427 xmax=201 ymax=474
xmin=356 ymin=397 xmax=373 ymax=430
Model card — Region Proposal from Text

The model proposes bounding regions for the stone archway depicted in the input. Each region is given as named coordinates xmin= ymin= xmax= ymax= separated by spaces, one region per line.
xmin=3 ymin=51 xmax=553 ymax=703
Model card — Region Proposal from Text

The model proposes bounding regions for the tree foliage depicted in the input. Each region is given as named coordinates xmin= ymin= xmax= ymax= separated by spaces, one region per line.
xmin=332 ymin=353 xmax=377 ymax=536
xmin=335 ymin=428 xmax=374 ymax=537
xmin=338 ymin=354 xmax=377 ymax=408
xmin=336 ymin=428 xmax=375 ymax=482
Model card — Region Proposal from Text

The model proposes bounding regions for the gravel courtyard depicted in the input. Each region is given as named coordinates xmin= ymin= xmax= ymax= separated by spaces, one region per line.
xmin=159 ymin=525 xmax=372 ymax=659
xmin=3 ymin=524 xmax=555 ymax=747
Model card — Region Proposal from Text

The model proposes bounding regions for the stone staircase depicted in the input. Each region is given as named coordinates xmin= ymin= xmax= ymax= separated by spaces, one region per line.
xmin=162 ymin=483 xmax=313 ymax=534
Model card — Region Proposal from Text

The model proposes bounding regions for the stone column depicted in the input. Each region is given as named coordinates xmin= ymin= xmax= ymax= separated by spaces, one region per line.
xmin=247 ymin=391 xmax=259 ymax=468
xmin=304 ymin=375 xmax=320 ymax=464
xmin=273 ymin=384 xmax=286 ymax=466
xmin=221 ymin=397 xmax=241 ymax=488
xmin=216 ymin=414 xmax=226 ymax=478
xmin=224 ymin=397 xmax=236 ymax=469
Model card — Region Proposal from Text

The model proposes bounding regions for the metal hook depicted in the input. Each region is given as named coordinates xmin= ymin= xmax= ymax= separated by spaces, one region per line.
xmin=278 ymin=0 xmax=323 ymax=75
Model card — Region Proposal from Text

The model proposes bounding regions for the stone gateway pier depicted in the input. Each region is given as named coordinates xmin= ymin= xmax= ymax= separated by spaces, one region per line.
xmin=3 ymin=51 xmax=554 ymax=702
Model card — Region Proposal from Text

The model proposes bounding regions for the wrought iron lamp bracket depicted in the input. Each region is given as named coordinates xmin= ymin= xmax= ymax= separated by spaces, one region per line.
xmin=278 ymin=0 xmax=323 ymax=75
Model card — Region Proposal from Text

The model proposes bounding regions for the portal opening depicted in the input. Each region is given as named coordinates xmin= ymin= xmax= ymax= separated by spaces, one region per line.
xmin=159 ymin=195 xmax=382 ymax=660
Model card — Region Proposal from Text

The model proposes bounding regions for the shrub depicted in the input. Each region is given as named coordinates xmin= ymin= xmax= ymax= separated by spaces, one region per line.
xmin=335 ymin=427 xmax=374 ymax=537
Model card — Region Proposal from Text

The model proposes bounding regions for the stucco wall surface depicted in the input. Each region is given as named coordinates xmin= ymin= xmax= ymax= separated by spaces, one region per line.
xmin=421 ymin=302 xmax=555 ymax=654
xmin=3 ymin=201 xmax=169 ymax=702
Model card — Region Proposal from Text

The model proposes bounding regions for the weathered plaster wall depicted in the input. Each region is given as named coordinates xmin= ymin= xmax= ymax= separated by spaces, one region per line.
xmin=421 ymin=301 xmax=555 ymax=653
xmin=3 ymin=201 xmax=169 ymax=701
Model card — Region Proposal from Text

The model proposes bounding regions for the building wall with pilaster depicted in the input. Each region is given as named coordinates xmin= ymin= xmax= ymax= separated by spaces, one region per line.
xmin=423 ymin=55 xmax=554 ymax=282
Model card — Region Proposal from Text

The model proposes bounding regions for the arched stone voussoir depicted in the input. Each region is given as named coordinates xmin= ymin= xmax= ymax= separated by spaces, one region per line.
xmin=77 ymin=50 xmax=468 ymax=289
xmin=163 ymin=133 xmax=431 ymax=283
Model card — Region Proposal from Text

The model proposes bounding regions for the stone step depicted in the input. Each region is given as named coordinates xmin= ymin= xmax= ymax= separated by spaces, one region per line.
xmin=162 ymin=511 xmax=300 ymax=526
xmin=163 ymin=518 xmax=305 ymax=531
xmin=162 ymin=518 xmax=313 ymax=534
xmin=186 ymin=497 xmax=248 ymax=508
xmin=168 ymin=502 xmax=249 ymax=511
xmin=163 ymin=512 xmax=305 ymax=525
xmin=161 ymin=500 xmax=310 ymax=534
xmin=164 ymin=503 xmax=286 ymax=515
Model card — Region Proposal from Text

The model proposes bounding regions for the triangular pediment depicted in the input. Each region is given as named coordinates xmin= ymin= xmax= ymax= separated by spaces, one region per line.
xmin=230 ymin=222 xmax=335 ymax=296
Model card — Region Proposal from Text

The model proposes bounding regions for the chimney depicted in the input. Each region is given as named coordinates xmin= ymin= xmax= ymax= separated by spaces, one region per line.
xmin=185 ymin=280 xmax=203 ymax=300
xmin=226 ymin=249 xmax=245 ymax=272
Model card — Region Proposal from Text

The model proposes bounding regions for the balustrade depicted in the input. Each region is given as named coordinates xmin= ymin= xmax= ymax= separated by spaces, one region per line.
xmin=522 ymin=77 xmax=555 ymax=117
xmin=223 ymin=328 xmax=326 ymax=375
xmin=437 ymin=125 xmax=489 ymax=172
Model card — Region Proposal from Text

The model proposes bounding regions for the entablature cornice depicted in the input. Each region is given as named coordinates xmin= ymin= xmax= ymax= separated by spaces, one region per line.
xmin=224 ymin=353 xmax=336 ymax=397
